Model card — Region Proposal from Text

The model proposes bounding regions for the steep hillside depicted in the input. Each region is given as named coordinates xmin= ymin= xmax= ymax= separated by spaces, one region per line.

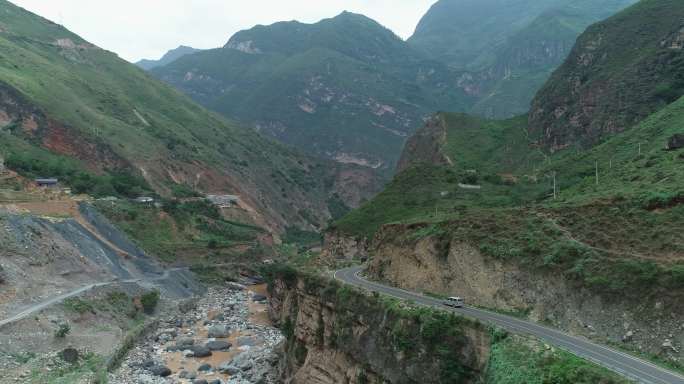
xmin=410 ymin=0 xmax=636 ymax=118
xmin=332 ymin=3 xmax=684 ymax=361
xmin=135 ymin=45 xmax=202 ymax=70
xmin=409 ymin=0 xmax=564 ymax=70
xmin=151 ymin=12 xmax=474 ymax=172
xmin=529 ymin=0 xmax=684 ymax=151
xmin=0 ymin=0 xmax=381 ymax=233
xmin=332 ymin=95 xmax=684 ymax=365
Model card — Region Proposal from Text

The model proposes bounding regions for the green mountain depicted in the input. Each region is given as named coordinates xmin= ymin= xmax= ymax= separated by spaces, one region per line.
xmin=335 ymin=0 xmax=683 ymax=300
xmin=135 ymin=45 xmax=202 ymax=70
xmin=151 ymin=12 xmax=474 ymax=172
xmin=410 ymin=0 xmax=636 ymax=118
xmin=149 ymin=3 xmax=634 ymax=171
xmin=529 ymin=0 xmax=684 ymax=151
xmin=0 ymin=0 xmax=381 ymax=233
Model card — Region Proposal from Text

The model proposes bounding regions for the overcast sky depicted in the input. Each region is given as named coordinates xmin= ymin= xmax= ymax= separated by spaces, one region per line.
xmin=11 ymin=0 xmax=435 ymax=63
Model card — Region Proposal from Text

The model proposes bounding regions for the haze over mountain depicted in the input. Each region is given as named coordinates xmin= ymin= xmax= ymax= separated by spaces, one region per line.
xmin=149 ymin=1 xmax=636 ymax=172
xmin=0 ymin=0 xmax=380 ymax=234
xmin=135 ymin=45 xmax=202 ymax=70
xmin=152 ymin=12 xmax=473 ymax=172
xmin=409 ymin=0 xmax=638 ymax=118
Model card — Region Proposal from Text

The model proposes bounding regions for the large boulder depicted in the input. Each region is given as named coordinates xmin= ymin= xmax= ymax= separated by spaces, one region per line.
xmin=667 ymin=134 xmax=684 ymax=150
xmin=207 ymin=324 xmax=231 ymax=338
xmin=189 ymin=345 xmax=212 ymax=358
xmin=206 ymin=340 xmax=232 ymax=351
xmin=148 ymin=365 xmax=172 ymax=377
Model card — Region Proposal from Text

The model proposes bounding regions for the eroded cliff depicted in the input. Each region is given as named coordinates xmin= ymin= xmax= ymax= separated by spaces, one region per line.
xmin=364 ymin=222 xmax=684 ymax=365
xmin=267 ymin=271 xmax=491 ymax=384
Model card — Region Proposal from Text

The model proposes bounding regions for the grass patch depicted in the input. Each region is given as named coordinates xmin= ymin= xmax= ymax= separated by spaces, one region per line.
xmin=29 ymin=352 xmax=107 ymax=384
xmin=485 ymin=335 xmax=629 ymax=384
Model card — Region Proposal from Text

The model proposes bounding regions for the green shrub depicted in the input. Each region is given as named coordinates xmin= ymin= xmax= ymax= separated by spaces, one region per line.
xmin=54 ymin=322 xmax=71 ymax=338
xmin=140 ymin=290 xmax=160 ymax=314
xmin=63 ymin=298 xmax=95 ymax=314
xmin=5 ymin=152 xmax=151 ymax=198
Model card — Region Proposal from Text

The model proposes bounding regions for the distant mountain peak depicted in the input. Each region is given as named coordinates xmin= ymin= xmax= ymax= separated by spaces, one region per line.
xmin=135 ymin=45 xmax=202 ymax=70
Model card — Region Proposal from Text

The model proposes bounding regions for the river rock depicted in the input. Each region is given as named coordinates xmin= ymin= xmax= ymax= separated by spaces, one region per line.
xmin=237 ymin=336 xmax=261 ymax=347
xmin=252 ymin=294 xmax=267 ymax=302
xmin=198 ymin=363 xmax=212 ymax=372
xmin=208 ymin=324 xmax=231 ymax=338
xmin=218 ymin=363 xmax=240 ymax=375
xmin=190 ymin=345 xmax=213 ymax=357
xmin=193 ymin=380 xmax=209 ymax=384
xmin=206 ymin=340 xmax=232 ymax=351
xmin=148 ymin=365 xmax=172 ymax=377
xmin=227 ymin=282 xmax=246 ymax=291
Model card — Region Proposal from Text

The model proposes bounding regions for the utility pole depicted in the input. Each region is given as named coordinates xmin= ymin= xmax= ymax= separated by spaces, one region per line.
xmin=595 ymin=161 xmax=600 ymax=186
xmin=638 ymin=143 xmax=642 ymax=156
xmin=553 ymin=171 xmax=557 ymax=200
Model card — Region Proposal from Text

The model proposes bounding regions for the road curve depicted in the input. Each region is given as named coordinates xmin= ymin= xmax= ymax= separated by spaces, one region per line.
xmin=335 ymin=266 xmax=684 ymax=384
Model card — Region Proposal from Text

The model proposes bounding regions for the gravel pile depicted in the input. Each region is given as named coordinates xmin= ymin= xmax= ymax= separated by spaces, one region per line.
xmin=109 ymin=284 xmax=283 ymax=384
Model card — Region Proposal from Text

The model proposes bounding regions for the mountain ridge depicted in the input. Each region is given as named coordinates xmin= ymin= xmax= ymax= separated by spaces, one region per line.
xmin=152 ymin=12 xmax=473 ymax=172
xmin=135 ymin=45 xmax=202 ymax=70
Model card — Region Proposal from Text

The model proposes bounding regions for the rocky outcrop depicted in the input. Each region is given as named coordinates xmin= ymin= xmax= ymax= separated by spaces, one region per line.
xmin=320 ymin=231 xmax=369 ymax=264
xmin=528 ymin=0 xmax=684 ymax=152
xmin=396 ymin=115 xmax=451 ymax=173
xmin=366 ymin=224 xmax=684 ymax=364
xmin=268 ymin=273 xmax=491 ymax=384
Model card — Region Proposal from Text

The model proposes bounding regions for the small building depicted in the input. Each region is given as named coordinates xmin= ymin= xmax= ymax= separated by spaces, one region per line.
xmin=134 ymin=196 xmax=154 ymax=204
xmin=35 ymin=178 xmax=59 ymax=188
xmin=207 ymin=194 xmax=240 ymax=208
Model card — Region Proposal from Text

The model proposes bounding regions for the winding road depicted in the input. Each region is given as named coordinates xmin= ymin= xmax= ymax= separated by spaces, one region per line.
xmin=335 ymin=266 xmax=684 ymax=384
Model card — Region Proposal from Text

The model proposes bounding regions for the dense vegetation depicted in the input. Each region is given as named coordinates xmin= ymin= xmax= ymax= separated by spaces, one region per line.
xmin=95 ymin=199 xmax=264 ymax=263
xmin=3 ymin=146 xmax=151 ymax=198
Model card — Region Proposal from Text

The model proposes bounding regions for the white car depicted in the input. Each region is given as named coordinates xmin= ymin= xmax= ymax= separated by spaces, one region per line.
xmin=443 ymin=296 xmax=464 ymax=308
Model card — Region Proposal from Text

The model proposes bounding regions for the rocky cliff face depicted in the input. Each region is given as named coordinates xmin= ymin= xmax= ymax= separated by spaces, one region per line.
xmin=529 ymin=0 xmax=684 ymax=151
xmin=268 ymin=274 xmax=491 ymax=384
xmin=320 ymin=231 xmax=369 ymax=264
xmin=395 ymin=115 xmax=451 ymax=173
xmin=365 ymin=224 xmax=684 ymax=363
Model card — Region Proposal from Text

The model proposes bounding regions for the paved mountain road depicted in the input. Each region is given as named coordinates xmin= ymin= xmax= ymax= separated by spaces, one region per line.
xmin=335 ymin=266 xmax=684 ymax=384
